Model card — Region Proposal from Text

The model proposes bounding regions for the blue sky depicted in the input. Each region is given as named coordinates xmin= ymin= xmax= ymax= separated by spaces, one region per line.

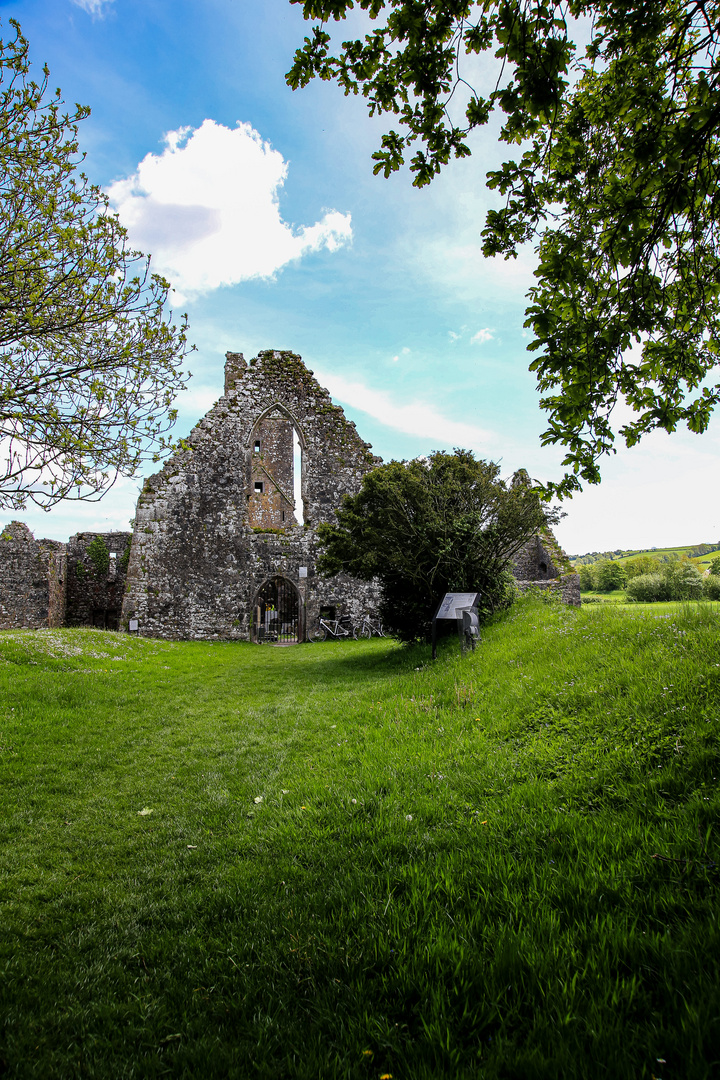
xmin=1 ymin=0 xmax=719 ymax=554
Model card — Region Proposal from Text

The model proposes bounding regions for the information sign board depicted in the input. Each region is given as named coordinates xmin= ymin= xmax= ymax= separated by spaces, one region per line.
xmin=435 ymin=592 xmax=480 ymax=619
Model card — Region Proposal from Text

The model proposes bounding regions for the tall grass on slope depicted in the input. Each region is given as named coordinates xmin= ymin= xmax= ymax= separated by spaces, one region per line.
xmin=0 ymin=601 xmax=718 ymax=1079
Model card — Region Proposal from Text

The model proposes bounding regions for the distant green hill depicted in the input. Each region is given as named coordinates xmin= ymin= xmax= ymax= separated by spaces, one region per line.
xmin=571 ymin=542 xmax=720 ymax=572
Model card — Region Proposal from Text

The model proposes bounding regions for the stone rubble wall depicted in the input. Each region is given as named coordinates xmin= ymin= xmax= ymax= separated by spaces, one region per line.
xmin=515 ymin=574 xmax=581 ymax=607
xmin=513 ymin=534 xmax=563 ymax=580
xmin=65 ymin=532 xmax=133 ymax=629
xmin=0 ymin=521 xmax=65 ymax=629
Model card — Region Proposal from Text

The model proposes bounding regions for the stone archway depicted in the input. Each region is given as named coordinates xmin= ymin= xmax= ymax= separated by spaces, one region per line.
xmin=252 ymin=576 xmax=301 ymax=643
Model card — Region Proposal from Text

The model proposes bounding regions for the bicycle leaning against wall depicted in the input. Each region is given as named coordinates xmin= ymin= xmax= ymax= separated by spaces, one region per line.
xmin=308 ymin=614 xmax=356 ymax=642
xmin=356 ymin=614 xmax=385 ymax=638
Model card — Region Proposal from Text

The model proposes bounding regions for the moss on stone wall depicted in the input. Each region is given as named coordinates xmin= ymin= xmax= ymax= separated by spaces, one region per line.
xmin=87 ymin=536 xmax=110 ymax=578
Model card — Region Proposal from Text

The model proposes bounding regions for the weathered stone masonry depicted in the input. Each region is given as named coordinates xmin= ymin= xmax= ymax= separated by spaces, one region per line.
xmin=120 ymin=350 xmax=384 ymax=640
xmin=65 ymin=532 xmax=133 ymax=630
xmin=0 ymin=525 xmax=132 ymax=631
xmin=0 ymin=522 xmax=65 ymax=630
xmin=513 ymin=532 xmax=580 ymax=606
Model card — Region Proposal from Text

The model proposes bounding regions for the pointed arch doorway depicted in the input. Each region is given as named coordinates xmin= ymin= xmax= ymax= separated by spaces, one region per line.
xmin=252 ymin=576 xmax=301 ymax=643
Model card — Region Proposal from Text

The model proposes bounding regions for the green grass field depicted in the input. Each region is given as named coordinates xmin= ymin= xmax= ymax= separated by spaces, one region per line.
xmin=1 ymin=599 xmax=719 ymax=1079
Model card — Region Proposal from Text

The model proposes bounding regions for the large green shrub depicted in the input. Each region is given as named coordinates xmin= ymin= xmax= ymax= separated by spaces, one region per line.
xmin=317 ymin=451 xmax=557 ymax=641
xmin=625 ymin=573 xmax=671 ymax=603
xmin=704 ymin=575 xmax=720 ymax=600
xmin=595 ymin=559 xmax=627 ymax=592
xmin=578 ymin=564 xmax=595 ymax=591
xmin=709 ymin=557 xmax=720 ymax=576
xmin=624 ymin=554 xmax=662 ymax=579
xmin=674 ymin=562 xmax=704 ymax=600
xmin=626 ymin=563 xmax=706 ymax=602
xmin=86 ymin=536 xmax=110 ymax=578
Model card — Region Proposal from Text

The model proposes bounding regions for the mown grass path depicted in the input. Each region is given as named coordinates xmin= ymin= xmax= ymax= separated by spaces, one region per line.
xmin=1 ymin=600 xmax=718 ymax=1078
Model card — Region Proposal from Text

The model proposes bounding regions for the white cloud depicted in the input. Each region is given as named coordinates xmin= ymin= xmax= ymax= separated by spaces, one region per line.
xmin=315 ymin=371 xmax=495 ymax=454
xmin=448 ymin=330 xmax=461 ymax=342
xmin=471 ymin=328 xmax=494 ymax=345
xmin=71 ymin=0 xmax=115 ymax=15
xmin=107 ymin=120 xmax=353 ymax=301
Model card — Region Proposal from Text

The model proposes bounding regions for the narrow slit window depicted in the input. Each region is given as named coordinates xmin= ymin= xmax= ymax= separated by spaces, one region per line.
xmin=254 ymin=440 xmax=261 ymax=453
xmin=254 ymin=481 xmax=264 ymax=493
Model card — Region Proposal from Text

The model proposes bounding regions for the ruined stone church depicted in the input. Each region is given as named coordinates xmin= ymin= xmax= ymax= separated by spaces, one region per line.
xmin=0 ymin=349 xmax=579 ymax=638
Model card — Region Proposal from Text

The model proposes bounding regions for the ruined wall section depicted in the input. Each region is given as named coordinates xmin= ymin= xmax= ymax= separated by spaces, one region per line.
xmin=122 ymin=350 xmax=381 ymax=640
xmin=65 ymin=532 xmax=132 ymax=629
xmin=0 ymin=521 xmax=66 ymax=629
xmin=512 ymin=531 xmax=580 ymax=607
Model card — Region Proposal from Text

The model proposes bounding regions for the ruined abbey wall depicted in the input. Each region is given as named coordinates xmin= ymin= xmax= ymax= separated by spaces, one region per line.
xmin=0 ymin=522 xmax=65 ymax=630
xmin=120 ymin=350 xmax=383 ymax=640
xmin=513 ymin=532 xmax=580 ymax=606
xmin=65 ymin=532 xmax=133 ymax=630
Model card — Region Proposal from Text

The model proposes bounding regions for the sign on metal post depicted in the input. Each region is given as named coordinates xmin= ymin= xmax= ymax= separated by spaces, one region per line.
xmin=435 ymin=593 xmax=480 ymax=620
xmin=431 ymin=592 xmax=481 ymax=659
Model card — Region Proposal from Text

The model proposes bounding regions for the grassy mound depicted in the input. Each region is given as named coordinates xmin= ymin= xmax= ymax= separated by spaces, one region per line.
xmin=1 ymin=601 xmax=718 ymax=1078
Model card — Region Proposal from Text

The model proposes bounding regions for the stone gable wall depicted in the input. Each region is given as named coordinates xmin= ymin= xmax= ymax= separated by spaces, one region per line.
xmin=121 ymin=350 xmax=383 ymax=640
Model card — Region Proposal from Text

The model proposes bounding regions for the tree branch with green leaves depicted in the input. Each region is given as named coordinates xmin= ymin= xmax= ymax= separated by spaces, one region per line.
xmin=287 ymin=0 xmax=720 ymax=496
xmin=0 ymin=19 xmax=190 ymax=510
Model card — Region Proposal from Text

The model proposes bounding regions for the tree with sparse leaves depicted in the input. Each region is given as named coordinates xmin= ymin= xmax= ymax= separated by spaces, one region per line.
xmin=288 ymin=0 xmax=720 ymax=496
xmin=0 ymin=20 xmax=189 ymax=510
xmin=317 ymin=450 xmax=558 ymax=641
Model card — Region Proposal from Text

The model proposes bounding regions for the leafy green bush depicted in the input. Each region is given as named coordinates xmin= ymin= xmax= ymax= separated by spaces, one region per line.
xmin=704 ymin=575 xmax=720 ymax=600
xmin=578 ymin=564 xmax=595 ymax=590
xmin=709 ymin=556 xmax=720 ymax=576
xmin=674 ymin=562 xmax=704 ymax=600
xmin=317 ymin=451 xmax=556 ymax=641
xmin=625 ymin=572 xmax=670 ymax=603
xmin=595 ymin=559 xmax=627 ymax=591
xmin=626 ymin=562 xmax=705 ymax=602
xmin=624 ymin=554 xmax=662 ymax=579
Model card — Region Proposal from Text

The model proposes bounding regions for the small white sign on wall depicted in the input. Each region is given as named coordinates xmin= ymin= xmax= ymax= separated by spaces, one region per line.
xmin=298 ymin=566 xmax=308 ymax=578
xmin=129 ymin=619 xmax=139 ymax=632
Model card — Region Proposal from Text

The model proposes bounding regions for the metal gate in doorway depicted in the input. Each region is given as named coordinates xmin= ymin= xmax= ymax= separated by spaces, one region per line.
xmin=252 ymin=576 xmax=300 ymax=643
